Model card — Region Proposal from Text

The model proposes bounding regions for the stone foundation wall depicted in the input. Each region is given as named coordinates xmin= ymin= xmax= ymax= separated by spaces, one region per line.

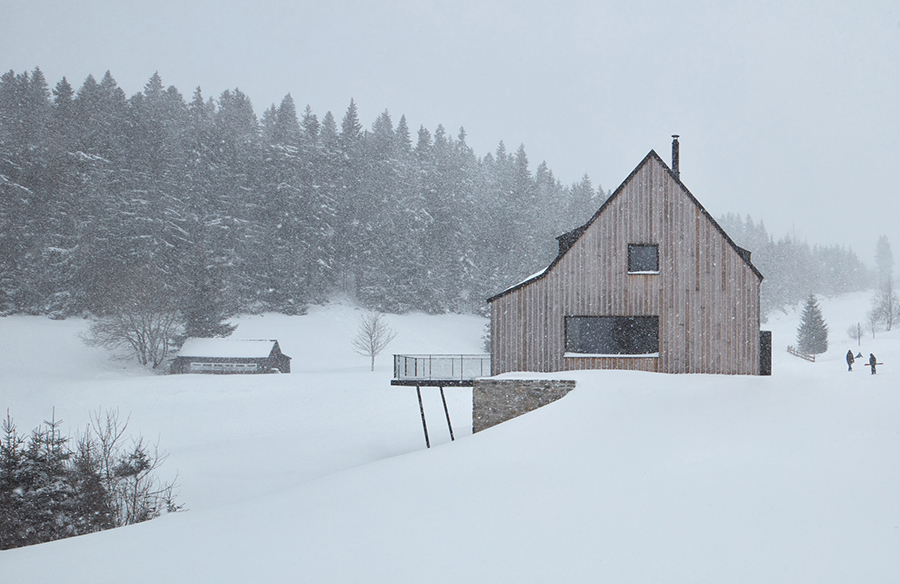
xmin=472 ymin=379 xmax=576 ymax=433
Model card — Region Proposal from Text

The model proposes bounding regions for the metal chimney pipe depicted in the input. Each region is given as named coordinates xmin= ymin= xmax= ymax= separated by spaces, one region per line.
xmin=671 ymin=135 xmax=680 ymax=180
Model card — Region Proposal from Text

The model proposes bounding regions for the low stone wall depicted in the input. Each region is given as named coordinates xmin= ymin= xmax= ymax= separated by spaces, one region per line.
xmin=472 ymin=379 xmax=576 ymax=433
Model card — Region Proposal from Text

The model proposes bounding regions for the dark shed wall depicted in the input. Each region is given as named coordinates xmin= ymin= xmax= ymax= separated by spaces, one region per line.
xmin=490 ymin=153 xmax=761 ymax=375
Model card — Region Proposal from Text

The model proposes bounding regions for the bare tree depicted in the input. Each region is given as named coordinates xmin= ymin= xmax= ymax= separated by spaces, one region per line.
xmin=82 ymin=409 xmax=180 ymax=527
xmin=112 ymin=436 xmax=178 ymax=524
xmin=82 ymin=278 xmax=183 ymax=369
xmin=865 ymin=306 xmax=882 ymax=339
xmin=870 ymin=278 xmax=900 ymax=332
xmin=351 ymin=311 xmax=397 ymax=371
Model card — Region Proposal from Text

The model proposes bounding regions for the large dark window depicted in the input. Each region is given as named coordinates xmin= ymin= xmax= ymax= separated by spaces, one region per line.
xmin=628 ymin=244 xmax=659 ymax=272
xmin=565 ymin=316 xmax=659 ymax=355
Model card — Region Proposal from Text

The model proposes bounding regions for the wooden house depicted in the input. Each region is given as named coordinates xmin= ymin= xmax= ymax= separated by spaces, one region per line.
xmin=170 ymin=338 xmax=291 ymax=374
xmin=488 ymin=138 xmax=771 ymax=376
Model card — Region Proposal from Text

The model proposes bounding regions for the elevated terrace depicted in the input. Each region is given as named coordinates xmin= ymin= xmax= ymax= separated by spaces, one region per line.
xmin=391 ymin=354 xmax=490 ymax=448
xmin=391 ymin=354 xmax=490 ymax=387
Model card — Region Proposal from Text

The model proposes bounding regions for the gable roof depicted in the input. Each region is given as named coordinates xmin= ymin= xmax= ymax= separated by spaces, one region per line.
xmin=487 ymin=149 xmax=763 ymax=303
xmin=177 ymin=338 xmax=283 ymax=359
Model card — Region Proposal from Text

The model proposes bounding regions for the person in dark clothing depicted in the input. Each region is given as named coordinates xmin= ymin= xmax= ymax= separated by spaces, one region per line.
xmin=869 ymin=353 xmax=877 ymax=375
xmin=847 ymin=350 xmax=855 ymax=371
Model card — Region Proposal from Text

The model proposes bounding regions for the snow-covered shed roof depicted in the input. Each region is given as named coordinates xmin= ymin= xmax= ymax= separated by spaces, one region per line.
xmin=177 ymin=338 xmax=281 ymax=359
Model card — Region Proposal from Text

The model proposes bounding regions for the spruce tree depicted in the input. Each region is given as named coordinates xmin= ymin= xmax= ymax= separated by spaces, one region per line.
xmin=394 ymin=114 xmax=412 ymax=155
xmin=260 ymin=104 xmax=277 ymax=143
xmin=181 ymin=253 xmax=237 ymax=338
xmin=796 ymin=295 xmax=828 ymax=354
xmin=340 ymin=98 xmax=362 ymax=146
xmin=273 ymin=93 xmax=301 ymax=145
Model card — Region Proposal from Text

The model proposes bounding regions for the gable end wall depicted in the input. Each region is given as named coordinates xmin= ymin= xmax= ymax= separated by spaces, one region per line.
xmin=490 ymin=155 xmax=761 ymax=375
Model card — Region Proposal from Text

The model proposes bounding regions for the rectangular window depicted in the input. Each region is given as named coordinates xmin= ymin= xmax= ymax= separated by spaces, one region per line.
xmin=628 ymin=244 xmax=659 ymax=273
xmin=565 ymin=316 xmax=659 ymax=355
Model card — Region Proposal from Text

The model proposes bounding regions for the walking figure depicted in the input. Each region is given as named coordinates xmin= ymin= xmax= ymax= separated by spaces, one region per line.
xmin=869 ymin=353 xmax=877 ymax=375
xmin=846 ymin=350 xmax=855 ymax=371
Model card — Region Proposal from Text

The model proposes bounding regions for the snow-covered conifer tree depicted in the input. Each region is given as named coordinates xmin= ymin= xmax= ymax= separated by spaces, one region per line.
xmin=796 ymin=295 xmax=828 ymax=354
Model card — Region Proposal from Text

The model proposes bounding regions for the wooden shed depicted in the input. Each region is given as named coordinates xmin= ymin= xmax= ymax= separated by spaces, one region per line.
xmin=170 ymin=338 xmax=291 ymax=374
xmin=488 ymin=138 xmax=770 ymax=376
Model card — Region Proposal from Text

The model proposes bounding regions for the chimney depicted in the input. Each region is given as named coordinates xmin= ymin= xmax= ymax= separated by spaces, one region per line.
xmin=671 ymin=135 xmax=680 ymax=180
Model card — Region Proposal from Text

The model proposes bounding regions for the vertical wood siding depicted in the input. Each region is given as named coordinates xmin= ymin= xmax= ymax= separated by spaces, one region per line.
xmin=490 ymin=154 xmax=761 ymax=376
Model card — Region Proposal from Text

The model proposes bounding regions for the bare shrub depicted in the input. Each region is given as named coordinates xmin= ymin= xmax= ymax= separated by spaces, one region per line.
xmin=846 ymin=323 xmax=864 ymax=344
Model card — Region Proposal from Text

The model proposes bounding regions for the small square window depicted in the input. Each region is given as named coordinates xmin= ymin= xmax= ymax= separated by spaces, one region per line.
xmin=628 ymin=244 xmax=658 ymax=273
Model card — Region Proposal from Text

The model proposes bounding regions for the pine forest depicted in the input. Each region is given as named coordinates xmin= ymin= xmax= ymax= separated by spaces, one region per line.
xmin=0 ymin=68 xmax=872 ymax=320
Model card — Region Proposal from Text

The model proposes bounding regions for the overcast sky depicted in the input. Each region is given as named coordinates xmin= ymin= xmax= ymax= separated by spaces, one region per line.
xmin=4 ymin=0 xmax=898 ymax=262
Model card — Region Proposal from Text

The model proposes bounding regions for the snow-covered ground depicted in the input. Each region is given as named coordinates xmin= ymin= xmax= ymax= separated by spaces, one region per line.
xmin=3 ymin=293 xmax=899 ymax=582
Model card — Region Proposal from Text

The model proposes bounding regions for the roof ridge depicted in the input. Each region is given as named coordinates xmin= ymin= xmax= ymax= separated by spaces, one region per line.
xmin=487 ymin=150 xmax=762 ymax=303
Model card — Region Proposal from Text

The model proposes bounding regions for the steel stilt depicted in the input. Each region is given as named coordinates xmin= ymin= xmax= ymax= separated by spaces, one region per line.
xmin=416 ymin=386 xmax=430 ymax=448
xmin=440 ymin=387 xmax=454 ymax=441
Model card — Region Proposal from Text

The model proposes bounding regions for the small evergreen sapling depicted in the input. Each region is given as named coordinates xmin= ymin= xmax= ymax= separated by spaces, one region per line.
xmin=796 ymin=295 xmax=829 ymax=355
xmin=0 ymin=409 xmax=180 ymax=550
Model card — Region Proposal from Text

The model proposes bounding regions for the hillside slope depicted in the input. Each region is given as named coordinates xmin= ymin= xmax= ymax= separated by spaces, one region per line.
xmin=3 ymin=293 xmax=899 ymax=582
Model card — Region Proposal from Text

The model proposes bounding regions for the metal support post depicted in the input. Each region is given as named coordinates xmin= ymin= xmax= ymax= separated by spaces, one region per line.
xmin=416 ymin=386 xmax=430 ymax=448
xmin=440 ymin=387 xmax=454 ymax=441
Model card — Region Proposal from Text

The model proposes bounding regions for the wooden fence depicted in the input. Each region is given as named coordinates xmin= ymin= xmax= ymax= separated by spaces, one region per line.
xmin=787 ymin=345 xmax=816 ymax=362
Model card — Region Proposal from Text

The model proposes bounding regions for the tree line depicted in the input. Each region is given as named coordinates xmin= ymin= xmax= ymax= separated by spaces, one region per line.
xmin=0 ymin=67 xmax=874 ymax=324
xmin=0 ymin=67 xmax=604 ymax=319
xmin=717 ymin=213 xmax=871 ymax=318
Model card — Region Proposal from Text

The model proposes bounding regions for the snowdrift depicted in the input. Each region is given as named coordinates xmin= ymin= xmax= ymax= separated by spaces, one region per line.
xmin=3 ymin=293 xmax=899 ymax=583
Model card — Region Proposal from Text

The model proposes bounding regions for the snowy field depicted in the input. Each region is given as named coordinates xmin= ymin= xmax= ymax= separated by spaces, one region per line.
xmin=3 ymin=293 xmax=899 ymax=582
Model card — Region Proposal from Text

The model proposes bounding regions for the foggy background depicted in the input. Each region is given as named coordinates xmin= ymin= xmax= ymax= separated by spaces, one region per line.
xmin=3 ymin=0 xmax=898 ymax=260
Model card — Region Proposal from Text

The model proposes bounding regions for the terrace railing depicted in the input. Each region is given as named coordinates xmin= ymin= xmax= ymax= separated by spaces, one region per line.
xmin=393 ymin=354 xmax=491 ymax=383
xmin=392 ymin=354 xmax=491 ymax=449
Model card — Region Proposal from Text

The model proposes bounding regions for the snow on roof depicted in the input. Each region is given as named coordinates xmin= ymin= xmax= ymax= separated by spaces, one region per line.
xmin=496 ymin=267 xmax=548 ymax=297
xmin=177 ymin=338 xmax=278 ymax=359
